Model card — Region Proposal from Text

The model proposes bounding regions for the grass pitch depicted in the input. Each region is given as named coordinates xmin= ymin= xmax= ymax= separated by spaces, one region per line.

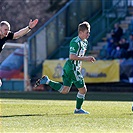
xmin=0 ymin=98 xmax=133 ymax=133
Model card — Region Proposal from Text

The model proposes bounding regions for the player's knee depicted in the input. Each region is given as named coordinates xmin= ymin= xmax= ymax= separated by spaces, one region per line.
xmin=82 ymin=88 xmax=87 ymax=94
xmin=78 ymin=85 xmax=87 ymax=94
xmin=61 ymin=91 xmax=69 ymax=94
xmin=61 ymin=86 xmax=70 ymax=94
xmin=84 ymin=86 xmax=87 ymax=94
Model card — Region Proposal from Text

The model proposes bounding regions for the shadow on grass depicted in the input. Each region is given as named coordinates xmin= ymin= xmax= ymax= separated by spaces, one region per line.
xmin=0 ymin=113 xmax=72 ymax=118
xmin=122 ymin=113 xmax=133 ymax=116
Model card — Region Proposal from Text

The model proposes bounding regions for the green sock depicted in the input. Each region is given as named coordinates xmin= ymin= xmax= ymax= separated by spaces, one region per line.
xmin=48 ymin=80 xmax=62 ymax=91
xmin=76 ymin=97 xmax=84 ymax=109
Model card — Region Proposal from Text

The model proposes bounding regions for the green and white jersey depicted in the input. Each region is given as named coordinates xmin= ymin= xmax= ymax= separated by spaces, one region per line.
xmin=64 ymin=36 xmax=88 ymax=72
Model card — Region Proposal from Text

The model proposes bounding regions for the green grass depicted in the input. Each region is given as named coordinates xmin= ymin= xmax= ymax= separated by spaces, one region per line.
xmin=0 ymin=99 xmax=133 ymax=133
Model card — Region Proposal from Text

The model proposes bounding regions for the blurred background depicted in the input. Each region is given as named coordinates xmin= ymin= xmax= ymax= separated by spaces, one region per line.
xmin=0 ymin=0 xmax=133 ymax=93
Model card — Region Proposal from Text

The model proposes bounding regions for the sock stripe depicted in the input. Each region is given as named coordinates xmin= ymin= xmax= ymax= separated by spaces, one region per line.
xmin=77 ymin=92 xmax=85 ymax=99
xmin=58 ymin=85 xmax=63 ymax=93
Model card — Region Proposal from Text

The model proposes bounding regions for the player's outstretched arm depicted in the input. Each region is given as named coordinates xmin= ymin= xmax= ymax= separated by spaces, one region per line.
xmin=69 ymin=54 xmax=96 ymax=63
xmin=13 ymin=19 xmax=38 ymax=39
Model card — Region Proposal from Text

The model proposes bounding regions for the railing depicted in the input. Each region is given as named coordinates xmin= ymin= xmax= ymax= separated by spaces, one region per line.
xmin=28 ymin=0 xmax=74 ymax=73
xmin=28 ymin=0 xmax=128 ymax=74
xmin=90 ymin=0 xmax=128 ymax=45
xmin=28 ymin=0 xmax=102 ymax=73
xmin=55 ymin=0 xmax=128 ymax=59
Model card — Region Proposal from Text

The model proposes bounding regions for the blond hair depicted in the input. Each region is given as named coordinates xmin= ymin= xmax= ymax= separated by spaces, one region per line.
xmin=78 ymin=21 xmax=90 ymax=33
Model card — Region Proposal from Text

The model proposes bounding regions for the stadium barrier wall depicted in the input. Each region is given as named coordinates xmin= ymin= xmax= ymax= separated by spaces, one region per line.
xmin=42 ymin=59 xmax=120 ymax=83
xmin=0 ymin=80 xmax=24 ymax=91
xmin=0 ymin=59 xmax=132 ymax=92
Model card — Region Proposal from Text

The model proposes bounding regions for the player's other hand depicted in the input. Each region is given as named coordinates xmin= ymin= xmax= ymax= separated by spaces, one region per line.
xmin=28 ymin=19 xmax=38 ymax=29
xmin=90 ymin=56 xmax=96 ymax=63
xmin=85 ymin=56 xmax=96 ymax=63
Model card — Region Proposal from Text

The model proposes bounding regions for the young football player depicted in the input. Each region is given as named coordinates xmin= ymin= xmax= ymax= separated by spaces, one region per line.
xmin=34 ymin=21 xmax=95 ymax=114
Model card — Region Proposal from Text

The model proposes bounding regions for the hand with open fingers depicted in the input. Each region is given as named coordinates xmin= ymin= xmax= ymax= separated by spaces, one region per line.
xmin=28 ymin=19 xmax=38 ymax=29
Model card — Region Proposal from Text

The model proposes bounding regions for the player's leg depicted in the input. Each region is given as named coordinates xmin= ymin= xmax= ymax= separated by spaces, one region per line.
xmin=72 ymin=71 xmax=89 ymax=114
xmin=34 ymin=75 xmax=63 ymax=92
xmin=74 ymin=85 xmax=88 ymax=114
xmin=34 ymin=70 xmax=72 ymax=94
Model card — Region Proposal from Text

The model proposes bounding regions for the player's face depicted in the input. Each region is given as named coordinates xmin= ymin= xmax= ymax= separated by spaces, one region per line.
xmin=0 ymin=25 xmax=10 ymax=37
xmin=81 ymin=29 xmax=90 ymax=40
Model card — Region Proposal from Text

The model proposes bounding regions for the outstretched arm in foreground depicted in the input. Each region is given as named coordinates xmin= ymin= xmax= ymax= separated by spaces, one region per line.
xmin=13 ymin=19 xmax=38 ymax=39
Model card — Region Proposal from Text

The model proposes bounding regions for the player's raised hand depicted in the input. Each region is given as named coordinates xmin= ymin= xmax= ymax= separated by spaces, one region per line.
xmin=28 ymin=19 xmax=38 ymax=29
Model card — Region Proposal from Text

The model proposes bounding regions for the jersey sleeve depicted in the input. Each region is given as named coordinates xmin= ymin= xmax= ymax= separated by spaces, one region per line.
xmin=69 ymin=41 xmax=79 ymax=55
xmin=6 ymin=32 xmax=14 ymax=40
